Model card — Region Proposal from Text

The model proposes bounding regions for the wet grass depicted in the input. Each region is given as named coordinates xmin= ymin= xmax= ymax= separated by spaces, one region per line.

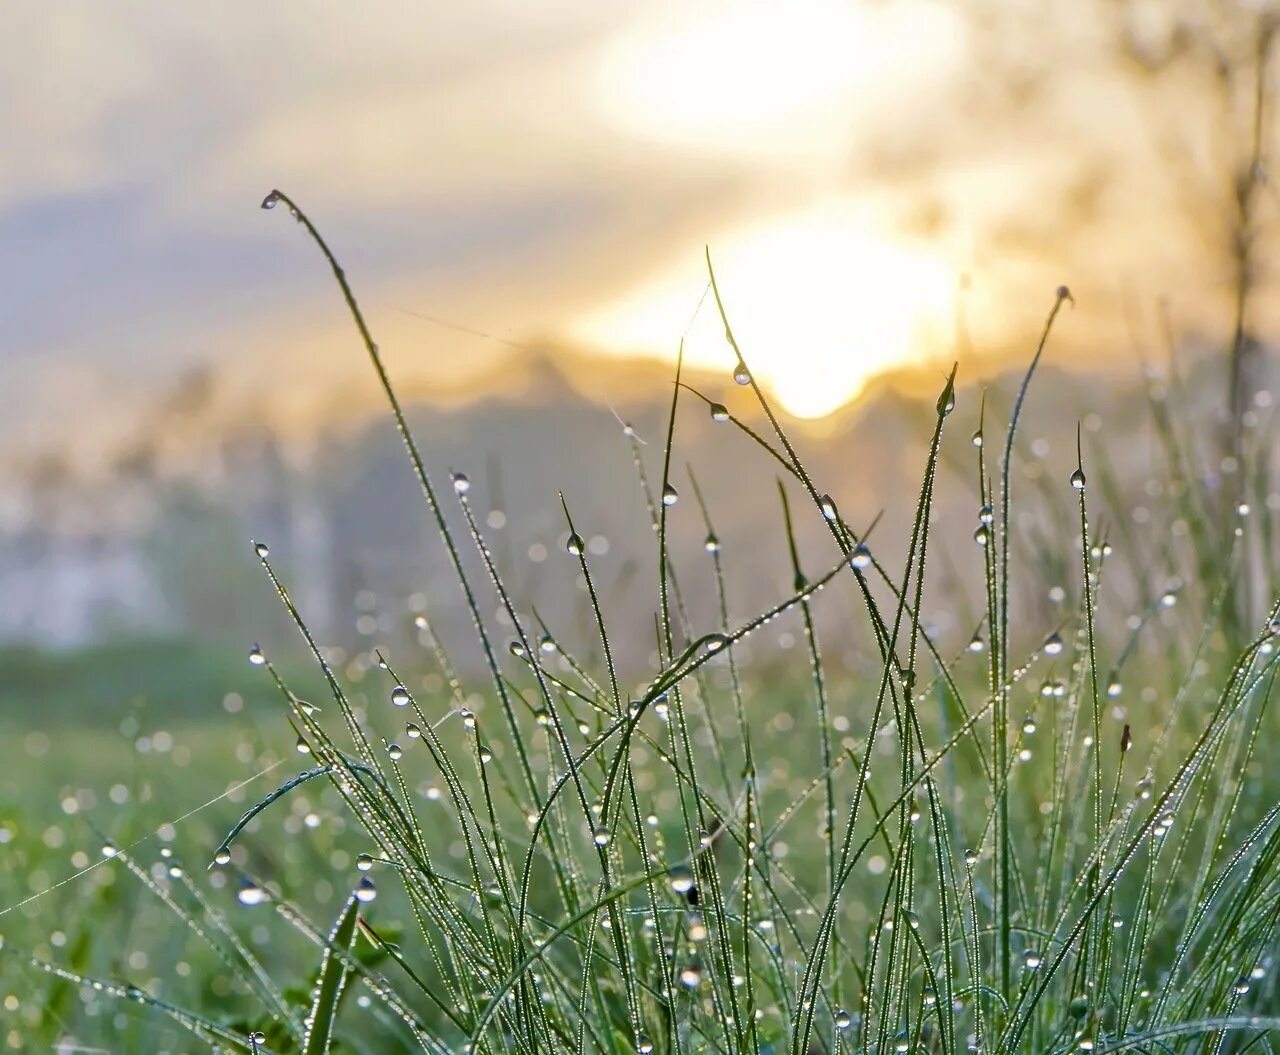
xmin=1 ymin=191 xmax=1278 ymax=1053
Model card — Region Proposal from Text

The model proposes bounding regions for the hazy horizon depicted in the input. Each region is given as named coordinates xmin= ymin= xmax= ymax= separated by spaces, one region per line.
xmin=8 ymin=1 xmax=1277 ymax=467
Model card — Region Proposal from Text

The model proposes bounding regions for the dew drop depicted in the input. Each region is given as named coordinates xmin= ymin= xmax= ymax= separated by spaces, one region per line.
xmin=295 ymin=736 xmax=310 ymax=754
xmin=704 ymin=633 xmax=729 ymax=653
xmin=388 ymin=743 xmax=402 ymax=761
xmin=733 ymin=362 xmax=751 ymax=386
xmin=709 ymin=402 xmax=730 ymax=423
xmin=968 ymin=634 xmax=985 ymax=653
xmin=704 ymin=532 xmax=721 ymax=553
xmin=820 ymin=494 xmax=838 ymax=521
xmin=971 ymin=430 xmax=984 ymax=448
xmin=1159 ymin=590 xmax=1178 ymax=608
xmin=636 ymin=1033 xmax=654 ymax=1054
xmin=237 ymin=881 xmax=269 ymax=906
xmin=963 ymin=848 xmax=979 ymax=868
xmin=450 ymin=471 xmax=471 ymax=495
xmin=592 ymin=827 xmax=611 ymax=847
xmin=1070 ymin=468 xmax=1086 ymax=490
xmin=390 ymin=685 xmax=411 ymax=708
xmin=213 ymin=849 xmax=232 ymax=866
xmin=679 ymin=963 xmax=703 ymax=987
xmin=1044 ymin=631 xmax=1064 ymax=656
xmin=355 ymin=876 xmax=378 ymax=903
xmin=835 ymin=1008 xmax=852 ymax=1030
xmin=356 ymin=853 xmax=374 ymax=872
xmin=260 ymin=191 xmax=280 ymax=210
xmin=539 ymin=634 xmax=557 ymax=654
xmin=850 ymin=544 xmax=872 ymax=570
xmin=1024 ymin=950 xmax=1042 ymax=970
xmin=974 ymin=524 xmax=991 ymax=547
xmin=669 ymin=865 xmax=695 ymax=895
xmin=248 ymin=644 xmax=266 ymax=666
xmin=566 ymin=532 xmax=585 ymax=556
xmin=253 ymin=540 xmax=269 ymax=558
xmin=661 ymin=483 xmax=679 ymax=507
xmin=406 ymin=723 xmax=421 ymax=739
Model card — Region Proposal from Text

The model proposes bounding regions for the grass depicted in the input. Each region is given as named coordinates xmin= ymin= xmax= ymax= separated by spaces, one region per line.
xmin=1 ymin=189 xmax=1278 ymax=1054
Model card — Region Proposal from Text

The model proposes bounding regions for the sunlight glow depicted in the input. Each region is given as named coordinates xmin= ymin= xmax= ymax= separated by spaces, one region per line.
xmin=572 ymin=203 xmax=957 ymax=419
xmin=595 ymin=0 xmax=964 ymax=164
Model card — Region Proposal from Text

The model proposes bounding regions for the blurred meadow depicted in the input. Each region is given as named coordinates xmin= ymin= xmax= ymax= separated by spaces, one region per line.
xmin=4 ymin=3 xmax=1280 ymax=1053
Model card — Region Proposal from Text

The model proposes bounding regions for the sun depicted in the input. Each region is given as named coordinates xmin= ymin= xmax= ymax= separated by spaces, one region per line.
xmin=570 ymin=202 xmax=957 ymax=419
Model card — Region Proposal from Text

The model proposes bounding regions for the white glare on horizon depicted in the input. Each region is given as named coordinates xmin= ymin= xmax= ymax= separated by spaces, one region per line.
xmin=571 ymin=202 xmax=958 ymax=419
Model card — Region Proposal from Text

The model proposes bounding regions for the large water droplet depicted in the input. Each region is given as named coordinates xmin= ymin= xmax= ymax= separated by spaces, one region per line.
xmin=450 ymin=471 xmax=471 ymax=495
xmin=835 ymin=1009 xmax=852 ymax=1030
xmin=709 ymin=402 xmax=730 ymax=423
xmin=1043 ymin=631 xmax=1064 ymax=656
xmin=704 ymin=532 xmax=721 ymax=553
xmin=592 ymin=826 xmax=611 ymax=847
xmin=733 ymin=362 xmax=751 ymax=386
xmin=260 ymin=191 xmax=280 ymax=210
xmin=391 ymin=685 xmax=411 ymax=707
xmin=253 ymin=540 xmax=269 ymax=558
xmin=669 ymin=865 xmax=695 ymax=895
xmin=566 ymin=532 xmax=585 ymax=556
xmin=237 ymin=881 xmax=269 ymax=906
xmin=248 ymin=644 xmax=266 ymax=667
xmin=1070 ymin=468 xmax=1086 ymax=490
xmin=355 ymin=876 xmax=378 ymax=902
xmin=661 ymin=483 xmax=679 ymax=507
xmin=850 ymin=544 xmax=872 ymax=570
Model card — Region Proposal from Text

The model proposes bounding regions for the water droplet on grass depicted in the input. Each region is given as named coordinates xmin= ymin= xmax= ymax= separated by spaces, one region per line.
xmin=974 ymin=524 xmax=990 ymax=547
xmin=356 ymin=853 xmax=374 ymax=872
xmin=260 ymin=191 xmax=280 ymax=210
xmin=592 ymin=827 xmax=611 ymax=847
xmin=566 ymin=533 xmax=585 ymax=556
xmin=661 ymin=483 xmax=679 ymax=506
xmin=237 ymin=881 xmax=269 ymax=906
xmin=390 ymin=685 xmax=411 ymax=707
xmin=355 ymin=876 xmax=378 ymax=902
xmin=835 ymin=1009 xmax=852 ymax=1030
xmin=669 ymin=865 xmax=695 ymax=895
xmin=1044 ymin=631 xmax=1064 ymax=655
xmin=709 ymin=402 xmax=729 ymax=423
xmin=850 ymin=544 xmax=872 ymax=570
xmin=733 ymin=362 xmax=751 ymax=386
xmin=704 ymin=533 xmax=720 ymax=553
xmin=450 ymin=471 xmax=471 ymax=495
xmin=253 ymin=540 xmax=269 ymax=558
xmin=248 ymin=644 xmax=266 ymax=666
xmin=1070 ymin=468 xmax=1087 ymax=490
xmin=388 ymin=744 xmax=402 ymax=761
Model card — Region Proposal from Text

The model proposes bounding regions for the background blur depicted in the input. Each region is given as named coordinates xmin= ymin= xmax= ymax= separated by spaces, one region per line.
xmin=3 ymin=1 xmax=1278 ymax=734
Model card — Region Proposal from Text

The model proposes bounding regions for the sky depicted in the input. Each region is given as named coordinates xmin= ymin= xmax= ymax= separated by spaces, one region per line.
xmin=5 ymin=1 xmax=1277 ymax=464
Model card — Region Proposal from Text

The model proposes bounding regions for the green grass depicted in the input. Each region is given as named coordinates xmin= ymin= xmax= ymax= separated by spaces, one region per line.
xmin=1 ymin=189 xmax=1278 ymax=1054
